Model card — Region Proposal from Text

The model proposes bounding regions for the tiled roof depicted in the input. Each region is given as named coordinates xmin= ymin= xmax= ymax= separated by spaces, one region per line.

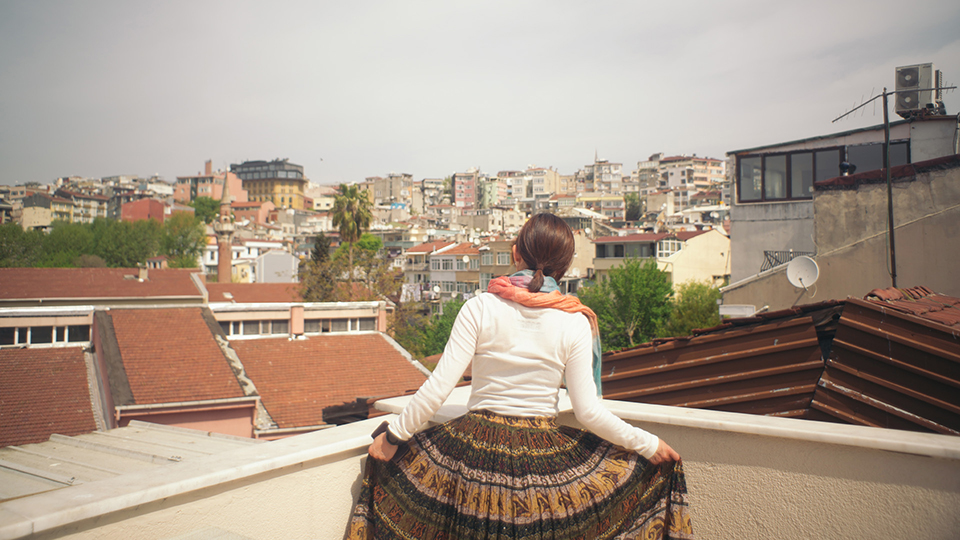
xmin=0 ymin=347 xmax=97 ymax=446
xmin=0 ymin=268 xmax=203 ymax=302
xmin=231 ymin=334 xmax=427 ymax=429
xmin=109 ymin=308 xmax=244 ymax=405
xmin=862 ymin=286 xmax=960 ymax=329
xmin=674 ymin=230 xmax=709 ymax=241
xmin=205 ymin=283 xmax=303 ymax=303
xmin=594 ymin=233 xmax=669 ymax=243
xmin=439 ymin=243 xmax=480 ymax=256
xmin=406 ymin=241 xmax=454 ymax=254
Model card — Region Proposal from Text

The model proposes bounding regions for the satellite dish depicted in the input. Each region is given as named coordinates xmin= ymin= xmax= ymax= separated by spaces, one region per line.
xmin=433 ymin=285 xmax=441 ymax=293
xmin=786 ymin=256 xmax=819 ymax=290
xmin=462 ymin=255 xmax=470 ymax=263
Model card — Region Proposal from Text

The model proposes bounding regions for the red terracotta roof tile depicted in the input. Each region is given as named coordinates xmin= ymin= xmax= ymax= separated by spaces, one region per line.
xmin=232 ymin=334 xmax=427 ymax=429
xmin=407 ymin=241 xmax=454 ymax=254
xmin=441 ymin=243 xmax=480 ymax=256
xmin=594 ymin=233 xmax=669 ymax=243
xmin=0 ymin=347 xmax=97 ymax=446
xmin=0 ymin=268 xmax=203 ymax=302
xmin=863 ymin=287 xmax=960 ymax=329
xmin=206 ymin=283 xmax=303 ymax=303
xmin=109 ymin=308 xmax=244 ymax=404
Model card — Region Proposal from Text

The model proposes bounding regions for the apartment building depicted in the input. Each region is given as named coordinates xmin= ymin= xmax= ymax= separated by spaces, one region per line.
xmin=230 ymin=159 xmax=307 ymax=210
xmin=175 ymin=161 xmax=247 ymax=205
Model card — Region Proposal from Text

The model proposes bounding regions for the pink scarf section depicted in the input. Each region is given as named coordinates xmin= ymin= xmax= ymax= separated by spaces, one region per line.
xmin=486 ymin=276 xmax=599 ymax=338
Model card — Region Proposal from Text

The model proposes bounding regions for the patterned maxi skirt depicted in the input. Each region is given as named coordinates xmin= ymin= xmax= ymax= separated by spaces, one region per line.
xmin=346 ymin=410 xmax=694 ymax=540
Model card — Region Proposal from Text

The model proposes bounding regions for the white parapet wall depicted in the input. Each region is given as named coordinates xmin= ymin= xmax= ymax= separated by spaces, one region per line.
xmin=3 ymin=388 xmax=959 ymax=540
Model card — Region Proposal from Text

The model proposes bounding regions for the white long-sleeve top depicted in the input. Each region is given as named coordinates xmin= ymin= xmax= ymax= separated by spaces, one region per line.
xmin=388 ymin=293 xmax=660 ymax=459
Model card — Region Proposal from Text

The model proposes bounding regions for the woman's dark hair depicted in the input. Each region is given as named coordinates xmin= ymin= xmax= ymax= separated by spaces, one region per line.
xmin=514 ymin=213 xmax=575 ymax=293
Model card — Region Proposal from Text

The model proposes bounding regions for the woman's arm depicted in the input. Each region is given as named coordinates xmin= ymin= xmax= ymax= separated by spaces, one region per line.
xmin=564 ymin=316 xmax=667 ymax=460
xmin=383 ymin=296 xmax=482 ymax=443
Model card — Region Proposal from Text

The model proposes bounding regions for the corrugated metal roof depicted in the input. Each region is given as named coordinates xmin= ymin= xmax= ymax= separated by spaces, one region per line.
xmin=823 ymin=297 xmax=960 ymax=435
xmin=0 ymin=421 xmax=260 ymax=502
xmin=602 ymin=302 xmax=842 ymax=420
xmin=601 ymin=292 xmax=960 ymax=435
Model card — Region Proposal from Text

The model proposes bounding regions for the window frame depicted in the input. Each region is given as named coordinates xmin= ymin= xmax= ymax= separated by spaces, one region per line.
xmin=737 ymin=141 xmax=910 ymax=204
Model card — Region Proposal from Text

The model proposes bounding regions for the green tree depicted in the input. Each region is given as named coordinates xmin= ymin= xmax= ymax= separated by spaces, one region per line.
xmin=310 ymin=232 xmax=332 ymax=264
xmin=189 ymin=196 xmax=220 ymax=224
xmin=332 ymin=183 xmax=373 ymax=283
xmin=665 ymin=281 xmax=722 ymax=337
xmin=161 ymin=212 xmax=205 ymax=268
xmin=578 ymin=259 xmax=673 ymax=350
xmin=624 ymin=192 xmax=641 ymax=221
xmin=90 ymin=218 xmax=162 ymax=267
xmin=0 ymin=222 xmax=44 ymax=267
xmin=392 ymin=297 xmax=467 ymax=362
xmin=41 ymin=221 xmax=95 ymax=267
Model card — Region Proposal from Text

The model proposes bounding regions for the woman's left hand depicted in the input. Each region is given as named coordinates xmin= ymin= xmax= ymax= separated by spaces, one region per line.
xmin=368 ymin=432 xmax=398 ymax=461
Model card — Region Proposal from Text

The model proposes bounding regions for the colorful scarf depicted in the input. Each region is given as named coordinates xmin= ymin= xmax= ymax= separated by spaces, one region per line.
xmin=486 ymin=270 xmax=604 ymax=396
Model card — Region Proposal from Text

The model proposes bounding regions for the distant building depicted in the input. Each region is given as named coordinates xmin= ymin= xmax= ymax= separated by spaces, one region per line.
xmin=230 ymin=159 xmax=306 ymax=210
xmin=175 ymin=160 xmax=247 ymax=205
xmin=452 ymin=169 xmax=479 ymax=208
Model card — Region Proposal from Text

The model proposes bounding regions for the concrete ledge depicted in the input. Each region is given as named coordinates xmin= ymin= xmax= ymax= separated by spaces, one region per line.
xmin=0 ymin=416 xmax=388 ymax=540
xmin=377 ymin=387 xmax=960 ymax=460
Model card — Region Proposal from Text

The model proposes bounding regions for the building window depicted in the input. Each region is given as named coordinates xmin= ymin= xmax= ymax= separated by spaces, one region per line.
xmin=442 ymin=259 xmax=453 ymax=270
xmin=482 ymin=252 xmax=493 ymax=265
xmin=497 ymin=252 xmax=510 ymax=265
xmin=480 ymin=272 xmax=494 ymax=290
xmin=359 ymin=317 xmax=376 ymax=331
xmin=430 ymin=259 xmax=441 ymax=271
xmin=331 ymin=319 xmax=349 ymax=332
xmin=470 ymin=258 xmax=479 ymax=270
xmin=738 ymin=142 xmax=908 ymax=203
xmin=658 ymin=239 xmax=682 ymax=257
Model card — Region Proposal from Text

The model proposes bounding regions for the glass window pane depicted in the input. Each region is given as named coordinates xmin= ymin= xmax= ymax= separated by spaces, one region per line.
xmin=219 ymin=321 xmax=231 ymax=336
xmin=271 ymin=320 xmax=288 ymax=334
xmin=331 ymin=319 xmax=348 ymax=332
xmin=847 ymin=144 xmax=883 ymax=173
xmin=359 ymin=318 xmax=376 ymax=331
xmin=815 ymin=149 xmax=841 ymax=182
xmin=304 ymin=320 xmax=320 ymax=333
xmin=739 ymin=156 xmax=762 ymax=201
xmin=242 ymin=321 xmax=259 ymax=335
xmin=890 ymin=142 xmax=909 ymax=167
xmin=68 ymin=325 xmax=90 ymax=342
xmin=764 ymin=155 xmax=787 ymax=199
xmin=0 ymin=327 xmax=14 ymax=345
xmin=32 ymin=326 xmax=53 ymax=344
xmin=55 ymin=326 xmax=65 ymax=342
xmin=791 ymin=152 xmax=814 ymax=198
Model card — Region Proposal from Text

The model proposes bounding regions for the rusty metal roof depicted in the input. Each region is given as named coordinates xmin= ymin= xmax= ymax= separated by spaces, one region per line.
xmin=601 ymin=292 xmax=960 ymax=435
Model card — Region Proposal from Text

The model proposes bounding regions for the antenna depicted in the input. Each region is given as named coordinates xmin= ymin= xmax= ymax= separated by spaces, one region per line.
xmin=786 ymin=256 xmax=819 ymax=291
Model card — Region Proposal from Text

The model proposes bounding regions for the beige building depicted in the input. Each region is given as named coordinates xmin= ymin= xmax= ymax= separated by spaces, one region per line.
xmin=722 ymin=154 xmax=960 ymax=312
xmin=592 ymin=228 xmax=730 ymax=287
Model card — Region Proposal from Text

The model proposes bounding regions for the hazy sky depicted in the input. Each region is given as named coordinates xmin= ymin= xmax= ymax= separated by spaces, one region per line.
xmin=1 ymin=1 xmax=958 ymax=186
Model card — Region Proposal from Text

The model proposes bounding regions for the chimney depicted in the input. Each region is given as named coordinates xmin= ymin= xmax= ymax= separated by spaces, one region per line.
xmin=205 ymin=160 xmax=213 ymax=176
xmin=138 ymin=265 xmax=148 ymax=281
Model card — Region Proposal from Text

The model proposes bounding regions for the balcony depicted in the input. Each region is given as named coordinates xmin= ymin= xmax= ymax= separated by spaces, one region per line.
xmin=1 ymin=387 xmax=958 ymax=539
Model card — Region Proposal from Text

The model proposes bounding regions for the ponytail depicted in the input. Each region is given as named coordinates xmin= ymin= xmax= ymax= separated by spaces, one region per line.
xmin=528 ymin=268 xmax=545 ymax=293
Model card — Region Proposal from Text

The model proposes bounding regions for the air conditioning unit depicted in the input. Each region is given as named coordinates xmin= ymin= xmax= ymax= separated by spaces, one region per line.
xmin=895 ymin=63 xmax=937 ymax=116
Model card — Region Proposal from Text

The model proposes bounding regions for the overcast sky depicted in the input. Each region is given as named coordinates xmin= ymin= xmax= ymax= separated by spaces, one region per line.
xmin=1 ymin=1 xmax=958 ymax=187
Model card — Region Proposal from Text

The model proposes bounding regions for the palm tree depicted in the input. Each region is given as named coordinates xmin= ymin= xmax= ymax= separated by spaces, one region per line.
xmin=332 ymin=183 xmax=373 ymax=284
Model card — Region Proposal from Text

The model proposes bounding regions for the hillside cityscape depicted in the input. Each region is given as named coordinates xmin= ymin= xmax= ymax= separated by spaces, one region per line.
xmin=1 ymin=1 xmax=958 ymax=533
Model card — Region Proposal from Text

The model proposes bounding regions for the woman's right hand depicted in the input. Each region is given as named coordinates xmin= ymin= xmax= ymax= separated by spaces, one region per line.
xmin=368 ymin=432 xmax=398 ymax=462
xmin=648 ymin=438 xmax=681 ymax=465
